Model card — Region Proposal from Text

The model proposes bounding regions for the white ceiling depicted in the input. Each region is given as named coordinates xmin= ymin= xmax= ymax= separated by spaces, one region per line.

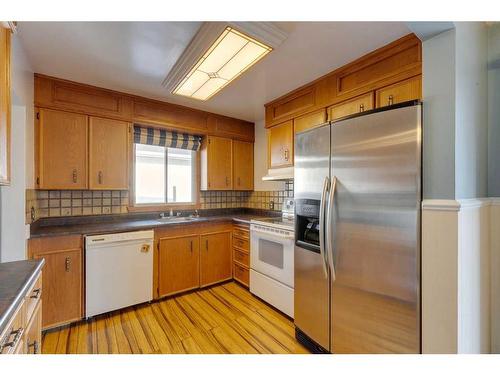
xmin=18 ymin=22 xmax=412 ymax=122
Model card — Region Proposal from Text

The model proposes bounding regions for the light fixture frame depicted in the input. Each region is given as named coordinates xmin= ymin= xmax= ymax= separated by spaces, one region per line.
xmin=163 ymin=22 xmax=288 ymax=101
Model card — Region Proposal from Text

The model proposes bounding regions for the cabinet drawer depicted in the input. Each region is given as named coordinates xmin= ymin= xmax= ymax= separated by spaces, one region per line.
xmin=25 ymin=273 xmax=42 ymax=323
xmin=375 ymin=76 xmax=421 ymax=108
xmin=328 ymin=92 xmax=374 ymax=121
xmin=233 ymin=228 xmax=249 ymax=240
xmin=233 ymin=263 xmax=249 ymax=287
xmin=233 ymin=248 xmax=249 ymax=267
xmin=233 ymin=236 xmax=249 ymax=251
xmin=0 ymin=302 xmax=25 ymax=354
xmin=24 ymin=302 xmax=42 ymax=354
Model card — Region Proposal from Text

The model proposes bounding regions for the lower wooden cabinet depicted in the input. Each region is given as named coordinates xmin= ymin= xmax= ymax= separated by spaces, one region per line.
xmin=158 ymin=235 xmax=200 ymax=296
xmin=375 ymin=75 xmax=422 ymax=108
xmin=200 ymin=231 xmax=232 ymax=287
xmin=25 ymin=301 xmax=42 ymax=354
xmin=28 ymin=235 xmax=83 ymax=329
xmin=232 ymin=223 xmax=250 ymax=287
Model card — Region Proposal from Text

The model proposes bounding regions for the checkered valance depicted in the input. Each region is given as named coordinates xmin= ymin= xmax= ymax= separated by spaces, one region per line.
xmin=133 ymin=125 xmax=202 ymax=151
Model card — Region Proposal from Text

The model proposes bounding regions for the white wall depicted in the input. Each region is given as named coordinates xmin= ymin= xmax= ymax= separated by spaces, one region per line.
xmin=488 ymin=25 xmax=500 ymax=197
xmin=253 ymin=119 xmax=285 ymax=191
xmin=0 ymin=34 xmax=34 ymax=263
xmin=422 ymin=29 xmax=456 ymax=199
xmin=454 ymin=23 xmax=488 ymax=199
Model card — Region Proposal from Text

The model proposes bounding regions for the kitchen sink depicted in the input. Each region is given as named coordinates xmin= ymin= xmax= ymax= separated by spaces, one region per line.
xmin=156 ymin=216 xmax=199 ymax=223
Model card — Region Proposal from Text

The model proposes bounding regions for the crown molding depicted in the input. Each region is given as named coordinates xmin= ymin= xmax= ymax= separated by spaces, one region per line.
xmin=162 ymin=22 xmax=288 ymax=94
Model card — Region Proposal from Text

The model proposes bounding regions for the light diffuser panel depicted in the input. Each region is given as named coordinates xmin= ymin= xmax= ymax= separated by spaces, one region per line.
xmin=173 ymin=27 xmax=272 ymax=101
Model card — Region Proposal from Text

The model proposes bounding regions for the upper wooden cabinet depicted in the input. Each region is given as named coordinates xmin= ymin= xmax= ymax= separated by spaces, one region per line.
xmin=200 ymin=231 xmax=232 ymax=287
xmin=232 ymin=140 xmax=254 ymax=191
xmin=89 ymin=117 xmax=129 ymax=190
xmin=294 ymin=109 xmax=327 ymax=134
xmin=28 ymin=235 xmax=83 ymax=330
xmin=375 ymin=75 xmax=422 ymax=108
xmin=35 ymin=74 xmax=254 ymax=141
xmin=0 ymin=27 xmax=11 ymax=185
xmin=37 ymin=109 xmax=88 ymax=189
xmin=268 ymin=120 xmax=293 ymax=168
xmin=328 ymin=92 xmax=374 ymax=122
xmin=264 ymin=34 xmax=422 ymax=127
xmin=201 ymin=136 xmax=233 ymax=190
xmin=158 ymin=234 xmax=200 ymax=297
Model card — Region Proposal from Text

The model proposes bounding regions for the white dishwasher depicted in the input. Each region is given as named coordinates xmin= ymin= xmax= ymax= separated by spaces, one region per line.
xmin=85 ymin=230 xmax=154 ymax=318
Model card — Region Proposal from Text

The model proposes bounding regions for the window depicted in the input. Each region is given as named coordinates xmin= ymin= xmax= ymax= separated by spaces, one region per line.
xmin=134 ymin=144 xmax=196 ymax=205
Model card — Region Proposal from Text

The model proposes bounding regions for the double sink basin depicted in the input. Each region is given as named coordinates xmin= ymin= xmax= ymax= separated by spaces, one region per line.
xmin=156 ymin=216 xmax=200 ymax=224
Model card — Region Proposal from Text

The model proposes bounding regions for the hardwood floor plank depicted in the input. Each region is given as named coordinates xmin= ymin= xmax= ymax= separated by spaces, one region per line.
xmin=41 ymin=282 xmax=309 ymax=354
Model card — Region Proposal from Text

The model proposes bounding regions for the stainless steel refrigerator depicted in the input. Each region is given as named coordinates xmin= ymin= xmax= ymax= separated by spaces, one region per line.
xmin=294 ymin=101 xmax=422 ymax=354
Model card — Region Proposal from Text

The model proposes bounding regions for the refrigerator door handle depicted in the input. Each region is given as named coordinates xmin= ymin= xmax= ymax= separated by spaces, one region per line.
xmin=326 ymin=176 xmax=337 ymax=281
xmin=319 ymin=176 xmax=330 ymax=277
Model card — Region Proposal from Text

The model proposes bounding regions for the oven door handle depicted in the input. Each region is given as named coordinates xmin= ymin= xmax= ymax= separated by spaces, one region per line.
xmin=326 ymin=176 xmax=337 ymax=282
xmin=319 ymin=176 xmax=329 ymax=277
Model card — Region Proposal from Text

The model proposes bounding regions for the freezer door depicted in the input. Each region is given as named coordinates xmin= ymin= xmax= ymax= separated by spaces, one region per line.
xmin=329 ymin=103 xmax=421 ymax=353
xmin=294 ymin=123 xmax=330 ymax=351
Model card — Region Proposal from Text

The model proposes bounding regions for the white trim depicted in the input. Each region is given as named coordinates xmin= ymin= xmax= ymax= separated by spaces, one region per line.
xmin=458 ymin=198 xmax=492 ymax=209
xmin=162 ymin=22 xmax=288 ymax=93
xmin=422 ymin=199 xmax=461 ymax=211
xmin=491 ymin=197 xmax=500 ymax=206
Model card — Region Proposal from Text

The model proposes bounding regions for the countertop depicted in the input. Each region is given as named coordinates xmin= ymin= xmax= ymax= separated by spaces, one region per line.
xmin=30 ymin=209 xmax=279 ymax=238
xmin=0 ymin=259 xmax=45 ymax=335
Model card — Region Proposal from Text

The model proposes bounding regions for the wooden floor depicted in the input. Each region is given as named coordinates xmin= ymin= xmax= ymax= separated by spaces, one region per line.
xmin=42 ymin=282 xmax=309 ymax=354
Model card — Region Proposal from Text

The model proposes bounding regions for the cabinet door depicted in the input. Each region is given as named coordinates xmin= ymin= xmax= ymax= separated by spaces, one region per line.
xmin=0 ymin=27 xmax=10 ymax=185
xmin=232 ymin=140 xmax=254 ymax=191
xmin=375 ymin=76 xmax=422 ymax=108
xmin=294 ymin=109 xmax=327 ymax=134
xmin=89 ymin=117 xmax=129 ymax=190
xmin=328 ymin=92 xmax=374 ymax=121
xmin=38 ymin=109 xmax=88 ymax=189
xmin=33 ymin=249 xmax=82 ymax=329
xmin=158 ymin=235 xmax=200 ymax=297
xmin=200 ymin=232 xmax=232 ymax=287
xmin=207 ymin=136 xmax=233 ymax=190
xmin=268 ymin=120 xmax=293 ymax=168
xmin=25 ymin=301 xmax=42 ymax=354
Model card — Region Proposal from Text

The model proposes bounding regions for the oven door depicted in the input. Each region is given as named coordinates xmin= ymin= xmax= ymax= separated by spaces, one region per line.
xmin=250 ymin=225 xmax=295 ymax=287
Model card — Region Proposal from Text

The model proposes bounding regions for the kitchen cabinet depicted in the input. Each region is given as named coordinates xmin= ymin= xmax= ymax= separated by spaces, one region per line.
xmin=24 ymin=302 xmax=42 ymax=354
xmin=201 ymin=136 xmax=233 ymax=190
xmin=89 ymin=116 xmax=129 ymax=190
xmin=200 ymin=231 xmax=232 ymax=287
xmin=232 ymin=140 xmax=254 ymax=191
xmin=268 ymin=120 xmax=293 ymax=168
xmin=375 ymin=76 xmax=422 ymax=108
xmin=294 ymin=109 xmax=327 ymax=134
xmin=328 ymin=92 xmax=374 ymax=122
xmin=36 ymin=109 xmax=88 ymax=189
xmin=158 ymin=235 xmax=200 ymax=297
xmin=28 ymin=235 xmax=83 ymax=329
xmin=0 ymin=26 xmax=10 ymax=185
xmin=232 ymin=223 xmax=250 ymax=287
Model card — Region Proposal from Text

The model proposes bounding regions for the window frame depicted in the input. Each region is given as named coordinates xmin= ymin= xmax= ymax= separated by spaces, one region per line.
xmin=129 ymin=141 xmax=200 ymax=212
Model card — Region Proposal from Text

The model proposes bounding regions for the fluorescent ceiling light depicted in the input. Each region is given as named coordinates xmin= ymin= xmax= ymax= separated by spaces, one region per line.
xmin=172 ymin=27 xmax=272 ymax=101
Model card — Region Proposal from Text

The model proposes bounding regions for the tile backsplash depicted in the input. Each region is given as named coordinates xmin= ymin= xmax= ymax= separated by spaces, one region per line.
xmin=26 ymin=181 xmax=294 ymax=223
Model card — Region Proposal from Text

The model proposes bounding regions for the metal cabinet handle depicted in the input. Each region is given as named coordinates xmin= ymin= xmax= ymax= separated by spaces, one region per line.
xmin=359 ymin=104 xmax=365 ymax=112
xmin=30 ymin=288 xmax=41 ymax=299
xmin=205 ymin=240 xmax=208 ymax=251
xmin=72 ymin=169 xmax=77 ymax=183
xmin=3 ymin=328 xmax=23 ymax=349
xmin=237 ymin=177 xmax=241 ymax=186
xmin=388 ymin=95 xmax=394 ymax=106
xmin=190 ymin=240 xmax=193 ymax=253
xmin=28 ymin=340 xmax=39 ymax=354
xmin=98 ymin=171 xmax=103 ymax=184
xmin=65 ymin=257 xmax=71 ymax=272
xmin=284 ymin=149 xmax=289 ymax=161
xmin=226 ymin=176 xmax=229 ymax=186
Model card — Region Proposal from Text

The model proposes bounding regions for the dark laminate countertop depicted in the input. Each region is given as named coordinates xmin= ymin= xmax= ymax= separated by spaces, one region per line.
xmin=0 ymin=259 xmax=44 ymax=334
xmin=30 ymin=209 xmax=280 ymax=238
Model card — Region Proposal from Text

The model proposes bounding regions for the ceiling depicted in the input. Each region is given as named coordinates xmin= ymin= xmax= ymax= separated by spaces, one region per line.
xmin=18 ymin=22 xmax=412 ymax=122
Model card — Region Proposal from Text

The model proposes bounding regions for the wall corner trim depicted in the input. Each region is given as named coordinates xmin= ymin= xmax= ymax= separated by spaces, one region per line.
xmin=457 ymin=198 xmax=492 ymax=209
xmin=422 ymin=199 xmax=461 ymax=211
